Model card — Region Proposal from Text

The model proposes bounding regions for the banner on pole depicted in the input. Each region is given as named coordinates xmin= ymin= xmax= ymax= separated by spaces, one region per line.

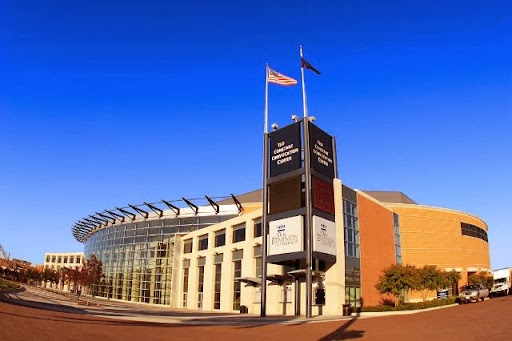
xmin=268 ymin=215 xmax=304 ymax=256
xmin=269 ymin=122 xmax=301 ymax=177
xmin=312 ymin=215 xmax=336 ymax=256
xmin=309 ymin=123 xmax=335 ymax=178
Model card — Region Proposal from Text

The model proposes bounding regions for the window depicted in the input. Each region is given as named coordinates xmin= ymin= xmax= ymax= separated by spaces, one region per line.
xmin=232 ymin=223 xmax=246 ymax=243
xmin=343 ymin=199 xmax=359 ymax=258
xmin=232 ymin=249 xmax=243 ymax=311
xmin=63 ymin=256 xmax=68 ymax=263
xmin=345 ymin=286 xmax=361 ymax=308
xmin=197 ymin=264 xmax=205 ymax=309
xmin=215 ymin=229 xmax=226 ymax=247
xmin=461 ymin=222 xmax=488 ymax=242
xmin=57 ymin=256 xmax=62 ymax=263
xmin=51 ymin=256 xmax=56 ymax=263
xmin=45 ymin=256 xmax=50 ymax=263
xmin=254 ymin=220 xmax=262 ymax=238
xmin=198 ymin=234 xmax=208 ymax=251
xmin=76 ymin=256 xmax=81 ymax=263
xmin=183 ymin=239 xmax=193 ymax=254
xmin=254 ymin=245 xmax=262 ymax=278
xmin=182 ymin=267 xmax=189 ymax=307
xmin=233 ymin=260 xmax=242 ymax=310
xmin=393 ymin=213 xmax=402 ymax=264
xmin=214 ymin=253 xmax=223 ymax=309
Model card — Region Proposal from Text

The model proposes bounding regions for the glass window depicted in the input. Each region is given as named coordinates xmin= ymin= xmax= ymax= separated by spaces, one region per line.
xmin=254 ymin=220 xmax=262 ymax=238
xmin=461 ymin=222 xmax=488 ymax=242
xmin=57 ymin=256 xmax=62 ymax=263
xmin=215 ymin=229 xmax=226 ymax=247
xmin=214 ymin=263 xmax=222 ymax=309
xmin=343 ymin=199 xmax=359 ymax=258
xmin=197 ymin=265 xmax=205 ymax=308
xmin=182 ymin=268 xmax=189 ymax=307
xmin=198 ymin=234 xmax=208 ymax=251
xmin=233 ymin=260 xmax=242 ymax=310
xmin=345 ymin=286 xmax=361 ymax=308
xmin=393 ymin=213 xmax=402 ymax=264
xmin=232 ymin=223 xmax=246 ymax=243
xmin=183 ymin=239 xmax=193 ymax=254
xmin=63 ymin=256 xmax=68 ymax=263
xmin=45 ymin=255 xmax=50 ymax=263
xmin=254 ymin=245 xmax=262 ymax=278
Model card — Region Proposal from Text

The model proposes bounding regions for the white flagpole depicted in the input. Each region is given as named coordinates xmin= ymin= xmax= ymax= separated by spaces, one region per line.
xmin=300 ymin=45 xmax=308 ymax=118
xmin=264 ymin=64 xmax=269 ymax=133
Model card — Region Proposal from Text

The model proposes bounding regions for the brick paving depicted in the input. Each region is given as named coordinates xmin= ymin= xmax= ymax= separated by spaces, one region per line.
xmin=1 ymin=286 xmax=511 ymax=340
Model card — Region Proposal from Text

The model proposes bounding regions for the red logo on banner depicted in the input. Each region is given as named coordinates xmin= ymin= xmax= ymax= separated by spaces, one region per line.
xmin=313 ymin=178 xmax=335 ymax=215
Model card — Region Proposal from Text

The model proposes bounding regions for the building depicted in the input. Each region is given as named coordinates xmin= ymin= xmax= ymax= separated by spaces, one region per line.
xmin=71 ymin=182 xmax=490 ymax=315
xmin=43 ymin=252 xmax=84 ymax=291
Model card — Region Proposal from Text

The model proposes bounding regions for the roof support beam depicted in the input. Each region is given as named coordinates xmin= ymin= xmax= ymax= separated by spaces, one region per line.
xmin=144 ymin=202 xmax=163 ymax=217
xmin=84 ymin=217 xmax=101 ymax=227
xmin=105 ymin=210 xmax=125 ymax=223
xmin=129 ymin=204 xmax=149 ymax=219
xmin=182 ymin=197 xmax=198 ymax=215
xmin=162 ymin=200 xmax=180 ymax=216
xmin=205 ymin=195 xmax=219 ymax=214
xmin=116 ymin=207 xmax=136 ymax=221
xmin=89 ymin=215 xmax=107 ymax=225
xmin=96 ymin=212 xmax=116 ymax=224
xmin=231 ymin=194 xmax=243 ymax=213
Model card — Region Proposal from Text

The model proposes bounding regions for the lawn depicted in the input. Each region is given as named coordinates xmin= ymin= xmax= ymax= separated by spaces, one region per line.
xmin=0 ymin=278 xmax=19 ymax=290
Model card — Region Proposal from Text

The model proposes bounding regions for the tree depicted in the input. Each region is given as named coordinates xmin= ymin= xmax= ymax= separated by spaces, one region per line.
xmin=375 ymin=264 xmax=418 ymax=307
xmin=468 ymin=272 xmax=493 ymax=289
xmin=81 ymin=255 xmax=103 ymax=298
xmin=417 ymin=266 xmax=445 ymax=302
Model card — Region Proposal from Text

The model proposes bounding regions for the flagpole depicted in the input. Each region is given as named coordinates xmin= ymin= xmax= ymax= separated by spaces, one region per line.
xmin=300 ymin=45 xmax=308 ymax=118
xmin=261 ymin=63 xmax=269 ymax=317
xmin=264 ymin=64 xmax=269 ymax=133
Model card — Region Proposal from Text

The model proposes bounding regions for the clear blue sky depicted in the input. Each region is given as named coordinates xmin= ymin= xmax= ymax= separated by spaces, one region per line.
xmin=1 ymin=1 xmax=510 ymax=269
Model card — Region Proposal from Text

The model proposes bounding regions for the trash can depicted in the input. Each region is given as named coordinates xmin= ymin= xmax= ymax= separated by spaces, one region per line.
xmin=342 ymin=304 xmax=352 ymax=316
xmin=240 ymin=305 xmax=248 ymax=314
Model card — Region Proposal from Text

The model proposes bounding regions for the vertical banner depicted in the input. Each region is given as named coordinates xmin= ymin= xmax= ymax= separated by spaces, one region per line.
xmin=269 ymin=122 xmax=301 ymax=177
xmin=309 ymin=123 xmax=334 ymax=178
xmin=312 ymin=215 xmax=336 ymax=256
xmin=268 ymin=215 xmax=304 ymax=256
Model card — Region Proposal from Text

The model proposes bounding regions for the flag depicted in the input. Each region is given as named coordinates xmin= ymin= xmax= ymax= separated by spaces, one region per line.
xmin=301 ymin=57 xmax=321 ymax=75
xmin=268 ymin=68 xmax=298 ymax=86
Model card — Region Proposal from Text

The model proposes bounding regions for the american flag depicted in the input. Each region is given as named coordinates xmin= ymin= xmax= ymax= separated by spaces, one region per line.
xmin=268 ymin=68 xmax=297 ymax=86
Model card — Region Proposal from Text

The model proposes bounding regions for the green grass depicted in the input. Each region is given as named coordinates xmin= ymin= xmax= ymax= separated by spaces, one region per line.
xmin=0 ymin=277 xmax=20 ymax=290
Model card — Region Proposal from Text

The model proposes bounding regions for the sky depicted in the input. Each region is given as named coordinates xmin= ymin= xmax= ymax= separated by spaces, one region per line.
xmin=0 ymin=1 xmax=510 ymax=268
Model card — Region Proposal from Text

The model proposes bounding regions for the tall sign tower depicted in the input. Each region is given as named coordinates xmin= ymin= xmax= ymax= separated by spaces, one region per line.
xmin=261 ymin=117 xmax=338 ymax=318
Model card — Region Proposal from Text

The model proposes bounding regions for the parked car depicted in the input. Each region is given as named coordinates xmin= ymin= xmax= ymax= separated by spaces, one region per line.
xmin=460 ymin=284 xmax=489 ymax=303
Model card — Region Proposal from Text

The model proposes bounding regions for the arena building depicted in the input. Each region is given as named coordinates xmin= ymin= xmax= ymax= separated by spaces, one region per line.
xmin=72 ymin=181 xmax=490 ymax=315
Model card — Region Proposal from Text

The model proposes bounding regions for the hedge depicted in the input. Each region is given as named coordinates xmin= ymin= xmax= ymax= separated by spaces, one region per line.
xmin=361 ymin=296 xmax=457 ymax=312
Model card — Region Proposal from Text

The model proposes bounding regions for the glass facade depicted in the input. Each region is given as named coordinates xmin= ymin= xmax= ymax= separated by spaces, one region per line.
xmin=343 ymin=199 xmax=359 ymax=258
xmin=84 ymin=214 xmax=236 ymax=305
xmin=393 ymin=213 xmax=402 ymax=264
xmin=342 ymin=188 xmax=361 ymax=308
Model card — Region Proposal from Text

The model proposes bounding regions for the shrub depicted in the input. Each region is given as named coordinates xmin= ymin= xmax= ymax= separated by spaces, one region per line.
xmin=361 ymin=296 xmax=457 ymax=312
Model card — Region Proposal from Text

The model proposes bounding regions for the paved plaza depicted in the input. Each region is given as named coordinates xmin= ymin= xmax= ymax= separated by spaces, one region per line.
xmin=1 ymin=286 xmax=512 ymax=340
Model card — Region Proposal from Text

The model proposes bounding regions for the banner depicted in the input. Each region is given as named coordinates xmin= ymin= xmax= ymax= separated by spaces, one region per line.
xmin=312 ymin=215 xmax=336 ymax=256
xmin=269 ymin=122 xmax=301 ymax=177
xmin=309 ymin=123 xmax=334 ymax=178
xmin=268 ymin=215 xmax=304 ymax=256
